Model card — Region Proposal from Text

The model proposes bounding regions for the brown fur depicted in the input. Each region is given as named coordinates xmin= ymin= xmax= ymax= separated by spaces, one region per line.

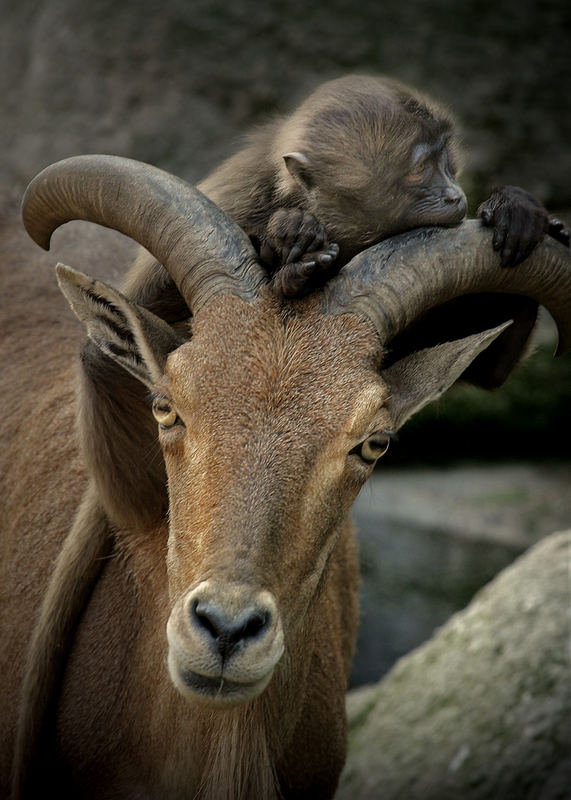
xmin=0 ymin=214 xmax=87 ymax=797
xmin=2 ymin=215 xmax=368 ymax=796
xmin=11 ymin=485 xmax=112 ymax=799
xmin=126 ymin=75 xmax=545 ymax=366
xmin=4 ymin=76 xmax=559 ymax=798
xmin=77 ymin=341 xmax=170 ymax=527
xmin=123 ymin=75 xmax=461 ymax=306
xmin=4 ymin=177 xmax=562 ymax=796
xmin=201 ymin=76 xmax=457 ymax=252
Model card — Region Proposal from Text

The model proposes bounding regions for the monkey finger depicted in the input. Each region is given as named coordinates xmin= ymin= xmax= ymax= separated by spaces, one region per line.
xmin=499 ymin=225 xmax=522 ymax=267
xmin=283 ymin=230 xmax=314 ymax=260
xmin=296 ymin=259 xmax=317 ymax=269
xmin=305 ymin=232 xmax=327 ymax=255
xmin=286 ymin=231 xmax=327 ymax=264
xmin=286 ymin=237 xmax=315 ymax=264
xmin=519 ymin=210 xmax=549 ymax=265
xmin=512 ymin=243 xmax=533 ymax=267
xmin=500 ymin=249 xmax=515 ymax=268
xmin=478 ymin=205 xmax=494 ymax=227
xmin=548 ymin=218 xmax=570 ymax=247
xmin=299 ymin=248 xmax=332 ymax=266
xmin=280 ymin=231 xmax=301 ymax=255
xmin=315 ymin=256 xmax=342 ymax=284
xmin=316 ymin=243 xmax=340 ymax=264
xmin=300 ymin=222 xmax=328 ymax=252
xmin=299 ymin=244 xmax=338 ymax=266
xmin=505 ymin=217 xmax=541 ymax=267
xmin=490 ymin=204 xmax=510 ymax=253
xmin=516 ymin=229 xmax=546 ymax=266
xmin=492 ymin=221 xmax=507 ymax=254
xmin=285 ymin=244 xmax=302 ymax=264
xmin=281 ymin=231 xmax=309 ymax=261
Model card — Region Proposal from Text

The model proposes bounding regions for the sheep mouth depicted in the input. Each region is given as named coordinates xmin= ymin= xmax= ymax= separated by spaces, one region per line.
xmin=168 ymin=653 xmax=274 ymax=706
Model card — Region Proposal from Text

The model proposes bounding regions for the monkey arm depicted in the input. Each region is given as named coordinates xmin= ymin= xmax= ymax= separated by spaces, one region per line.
xmin=469 ymin=185 xmax=569 ymax=385
xmin=477 ymin=185 xmax=569 ymax=267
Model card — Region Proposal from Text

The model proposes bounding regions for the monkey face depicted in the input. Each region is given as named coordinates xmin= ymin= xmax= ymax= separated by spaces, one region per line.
xmin=301 ymin=135 xmax=467 ymax=262
xmin=397 ymin=137 xmax=467 ymax=230
xmin=274 ymin=78 xmax=468 ymax=262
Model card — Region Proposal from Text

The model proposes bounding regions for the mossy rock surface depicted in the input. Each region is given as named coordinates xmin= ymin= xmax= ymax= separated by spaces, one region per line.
xmin=340 ymin=531 xmax=571 ymax=800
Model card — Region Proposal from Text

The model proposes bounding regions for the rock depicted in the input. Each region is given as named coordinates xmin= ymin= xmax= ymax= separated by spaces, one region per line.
xmin=350 ymin=464 xmax=571 ymax=685
xmin=1 ymin=1 xmax=570 ymax=208
xmin=339 ymin=530 xmax=571 ymax=800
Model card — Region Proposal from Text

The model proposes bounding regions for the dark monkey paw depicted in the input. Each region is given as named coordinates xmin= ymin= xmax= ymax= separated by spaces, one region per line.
xmin=477 ymin=186 xmax=554 ymax=267
xmin=261 ymin=209 xmax=340 ymax=296
xmin=547 ymin=217 xmax=570 ymax=248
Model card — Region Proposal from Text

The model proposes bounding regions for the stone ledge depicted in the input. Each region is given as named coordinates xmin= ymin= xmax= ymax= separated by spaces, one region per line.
xmin=340 ymin=530 xmax=571 ymax=800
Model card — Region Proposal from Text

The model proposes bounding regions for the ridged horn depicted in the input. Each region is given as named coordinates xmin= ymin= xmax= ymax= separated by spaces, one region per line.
xmin=323 ymin=220 xmax=571 ymax=355
xmin=22 ymin=155 xmax=267 ymax=313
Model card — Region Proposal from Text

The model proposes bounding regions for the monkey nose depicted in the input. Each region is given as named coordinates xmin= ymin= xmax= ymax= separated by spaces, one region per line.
xmin=446 ymin=189 xmax=467 ymax=218
xmin=441 ymin=188 xmax=467 ymax=224
xmin=444 ymin=187 xmax=466 ymax=206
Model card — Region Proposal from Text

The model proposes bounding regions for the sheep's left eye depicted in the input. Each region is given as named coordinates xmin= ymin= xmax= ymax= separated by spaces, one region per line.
xmin=152 ymin=400 xmax=179 ymax=429
xmin=351 ymin=431 xmax=392 ymax=464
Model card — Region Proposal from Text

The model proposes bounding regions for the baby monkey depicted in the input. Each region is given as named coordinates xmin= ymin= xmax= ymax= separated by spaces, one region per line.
xmin=198 ymin=74 xmax=568 ymax=297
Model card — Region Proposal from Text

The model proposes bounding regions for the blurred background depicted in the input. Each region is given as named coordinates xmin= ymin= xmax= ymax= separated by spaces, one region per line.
xmin=2 ymin=0 xmax=569 ymax=683
xmin=3 ymin=0 xmax=570 ymax=208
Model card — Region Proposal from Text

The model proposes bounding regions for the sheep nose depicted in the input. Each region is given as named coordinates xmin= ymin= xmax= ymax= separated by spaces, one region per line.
xmin=191 ymin=599 xmax=271 ymax=661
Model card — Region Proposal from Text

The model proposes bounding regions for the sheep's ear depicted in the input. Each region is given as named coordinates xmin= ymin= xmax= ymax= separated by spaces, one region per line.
xmin=56 ymin=263 xmax=183 ymax=388
xmin=383 ymin=321 xmax=512 ymax=430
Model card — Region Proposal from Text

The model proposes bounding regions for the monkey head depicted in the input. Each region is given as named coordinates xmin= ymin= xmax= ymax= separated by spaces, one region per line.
xmin=275 ymin=75 xmax=467 ymax=262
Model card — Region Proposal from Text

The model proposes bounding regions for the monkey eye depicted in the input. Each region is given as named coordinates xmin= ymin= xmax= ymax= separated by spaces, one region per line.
xmin=406 ymin=161 xmax=428 ymax=184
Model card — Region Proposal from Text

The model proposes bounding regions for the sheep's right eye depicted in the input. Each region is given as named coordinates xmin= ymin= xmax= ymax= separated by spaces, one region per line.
xmin=152 ymin=399 xmax=180 ymax=429
xmin=349 ymin=431 xmax=392 ymax=465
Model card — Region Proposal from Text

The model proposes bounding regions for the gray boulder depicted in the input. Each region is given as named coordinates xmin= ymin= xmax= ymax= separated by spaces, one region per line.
xmin=339 ymin=530 xmax=571 ymax=800
xmin=350 ymin=463 xmax=571 ymax=686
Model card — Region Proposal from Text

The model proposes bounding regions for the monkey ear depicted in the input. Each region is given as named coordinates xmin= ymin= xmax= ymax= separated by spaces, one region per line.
xmin=283 ymin=152 xmax=314 ymax=190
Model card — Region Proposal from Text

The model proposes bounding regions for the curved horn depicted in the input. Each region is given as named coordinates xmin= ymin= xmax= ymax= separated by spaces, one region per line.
xmin=323 ymin=220 xmax=571 ymax=355
xmin=22 ymin=155 xmax=266 ymax=313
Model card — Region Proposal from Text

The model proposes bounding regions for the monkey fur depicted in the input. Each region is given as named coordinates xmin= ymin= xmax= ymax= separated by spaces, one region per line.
xmin=197 ymin=75 xmax=468 ymax=297
xmin=124 ymin=74 xmax=568 ymax=385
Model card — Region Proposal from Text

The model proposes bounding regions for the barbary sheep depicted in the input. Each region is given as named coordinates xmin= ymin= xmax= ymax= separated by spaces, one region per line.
xmin=1 ymin=155 xmax=570 ymax=799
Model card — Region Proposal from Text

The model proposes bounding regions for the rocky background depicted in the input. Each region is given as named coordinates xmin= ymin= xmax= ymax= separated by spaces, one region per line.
xmin=340 ymin=531 xmax=571 ymax=800
xmin=2 ymin=0 xmax=569 ymax=795
xmin=2 ymin=0 xmax=570 ymax=459
xmin=2 ymin=0 xmax=570 ymax=208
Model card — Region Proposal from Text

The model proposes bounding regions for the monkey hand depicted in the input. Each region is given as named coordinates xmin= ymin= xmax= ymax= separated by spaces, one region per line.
xmin=260 ymin=209 xmax=340 ymax=296
xmin=261 ymin=208 xmax=339 ymax=268
xmin=547 ymin=218 xmax=570 ymax=248
xmin=477 ymin=186 xmax=550 ymax=267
